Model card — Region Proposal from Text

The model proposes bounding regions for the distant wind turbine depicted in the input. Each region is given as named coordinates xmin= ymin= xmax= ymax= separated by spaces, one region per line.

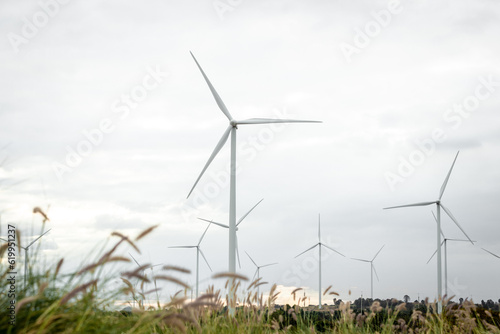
xmin=245 ymin=251 xmax=277 ymax=297
xmin=185 ymin=52 xmax=321 ymax=312
xmin=169 ymin=223 xmax=212 ymax=298
xmin=351 ymin=245 xmax=385 ymax=299
xmin=1 ymin=229 xmax=52 ymax=288
xmin=198 ymin=198 xmax=264 ymax=268
xmin=129 ymin=253 xmax=162 ymax=307
xmin=295 ymin=214 xmax=345 ymax=309
xmin=427 ymin=211 xmax=475 ymax=297
xmin=384 ymin=151 xmax=473 ymax=312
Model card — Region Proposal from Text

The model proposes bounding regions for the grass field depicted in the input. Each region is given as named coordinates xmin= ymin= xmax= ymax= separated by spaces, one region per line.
xmin=1 ymin=225 xmax=499 ymax=333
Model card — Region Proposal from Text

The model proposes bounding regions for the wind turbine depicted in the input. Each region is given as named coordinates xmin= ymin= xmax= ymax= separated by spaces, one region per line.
xmin=295 ymin=214 xmax=345 ymax=309
xmin=1 ymin=229 xmax=52 ymax=288
xmin=351 ymin=245 xmax=385 ymax=299
xmin=198 ymin=198 xmax=264 ymax=268
xmin=245 ymin=251 xmax=277 ymax=297
xmin=383 ymin=151 xmax=473 ymax=312
xmin=427 ymin=211 xmax=475 ymax=297
xmin=129 ymin=253 xmax=162 ymax=307
xmin=169 ymin=223 xmax=212 ymax=298
xmin=185 ymin=51 xmax=321 ymax=312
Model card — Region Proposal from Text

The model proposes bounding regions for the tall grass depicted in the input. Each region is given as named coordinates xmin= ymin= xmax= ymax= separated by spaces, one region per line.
xmin=1 ymin=224 xmax=499 ymax=333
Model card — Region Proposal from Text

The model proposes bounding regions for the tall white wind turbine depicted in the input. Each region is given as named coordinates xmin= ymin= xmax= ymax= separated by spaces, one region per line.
xmin=427 ymin=211 xmax=475 ymax=298
xmin=295 ymin=214 xmax=345 ymax=309
xmin=186 ymin=52 xmax=321 ymax=311
xmin=169 ymin=223 xmax=212 ymax=298
xmin=1 ymin=228 xmax=51 ymax=288
xmin=245 ymin=251 xmax=278 ymax=297
xmin=384 ymin=151 xmax=473 ymax=312
xmin=198 ymin=198 xmax=264 ymax=268
xmin=351 ymin=245 xmax=385 ymax=299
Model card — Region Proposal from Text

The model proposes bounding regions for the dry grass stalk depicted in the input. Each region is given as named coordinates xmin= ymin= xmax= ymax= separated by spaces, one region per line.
xmin=16 ymin=296 xmax=40 ymax=314
xmin=54 ymin=258 xmax=64 ymax=277
xmin=135 ymin=224 xmax=159 ymax=241
xmin=248 ymin=277 xmax=262 ymax=290
xmin=291 ymin=287 xmax=303 ymax=301
xmin=323 ymin=285 xmax=332 ymax=296
xmin=59 ymin=279 xmax=98 ymax=305
xmin=154 ymin=275 xmax=190 ymax=289
xmin=111 ymin=231 xmax=140 ymax=254
xmin=0 ymin=243 xmax=8 ymax=257
xmin=162 ymin=265 xmax=191 ymax=274
xmin=33 ymin=206 xmax=50 ymax=222
xmin=212 ymin=272 xmax=248 ymax=281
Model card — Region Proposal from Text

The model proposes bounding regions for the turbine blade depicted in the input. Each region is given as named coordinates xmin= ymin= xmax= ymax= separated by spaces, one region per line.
xmin=426 ymin=241 xmax=445 ymax=264
xmin=236 ymin=118 xmax=322 ymax=125
xmin=295 ymin=244 xmax=318 ymax=258
xmin=169 ymin=246 xmax=196 ymax=249
xmin=26 ymin=228 xmax=52 ymax=249
xmin=245 ymin=251 xmax=258 ymax=267
xmin=372 ymin=264 xmax=380 ymax=282
xmin=251 ymin=269 xmax=258 ymax=283
xmin=129 ymin=253 xmax=141 ymax=267
xmin=187 ymin=125 xmax=232 ymax=198
xmin=440 ymin=203 xmax=473 ymax=244
xmin=383 ymin=201 xmax=437 ymax=210
xmin=197 ymin=218 xmax=229 ymax=229
xmin=432 ymin=211 xmax=446 ymax=238
xmin=351 ymin=258 xmax=370 ymax=263
xmin=199 ymin=248 xmax=212 ymax=272
xmin=198 ymin=223 xmax=211 ymax=246
xmin=372 ymin=245 xmax=385 ymax=261
xmin=439 ymin=151 xmax=459 ymax=200
xmin=482 ymin=248 xmax=500 ymax=259
xmin=260 ymin=262 xmax=278 ymax=269
xmin=322 ymin=244 xmax=346 ymax=257
xmin=236 ymin=234 xmax=241 ymax=269
xmin=447 ymin=238 xmax=476 ymax=242
xmin=318 ymin=214 xmax=321 ymax=242
xmin=237 ymin=198 xmax=264 ymax=226
xmin=190 ymin=51 xmax=233 ymax=121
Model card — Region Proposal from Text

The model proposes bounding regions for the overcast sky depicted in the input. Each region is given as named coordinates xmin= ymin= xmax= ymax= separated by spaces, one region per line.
xmin=1 ymin=0 xmax=500 ymax=306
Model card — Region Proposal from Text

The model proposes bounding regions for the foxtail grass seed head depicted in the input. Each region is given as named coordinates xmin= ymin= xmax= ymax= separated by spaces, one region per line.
xmin=135 ymin=224 xmax=159 ymax=241
xmin=162 ymin=265 xmax=191 ymax=274
xmin=33 ymin=206 xmax=50 ymax=222
xmin=212 ymin=272 xmax=248 ymax=281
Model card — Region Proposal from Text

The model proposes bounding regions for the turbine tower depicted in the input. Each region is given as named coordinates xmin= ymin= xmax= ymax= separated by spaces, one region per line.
xmin=198 ymin=198 xmax=263 ymax=268
xmin=245 ymin=251 xmax=278 ymax=297
xmin=169 ymin=223 xmax=212 ymax=298
xmin=427 ymin=211 xmax=475 ymax=297
xmin=186 ymin=52 xmax=321 ymax=312
xmin=351 ymin=245 xmax=385 ymax=299
xmin=295 ymin=214 xmax=345 ymax=309
xmin=384 ymin=151 xmax=473 ymax=313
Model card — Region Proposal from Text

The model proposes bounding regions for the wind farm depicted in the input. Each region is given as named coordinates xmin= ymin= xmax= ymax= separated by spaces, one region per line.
xmin=1 ymin=2 xmax=500 ymax=331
